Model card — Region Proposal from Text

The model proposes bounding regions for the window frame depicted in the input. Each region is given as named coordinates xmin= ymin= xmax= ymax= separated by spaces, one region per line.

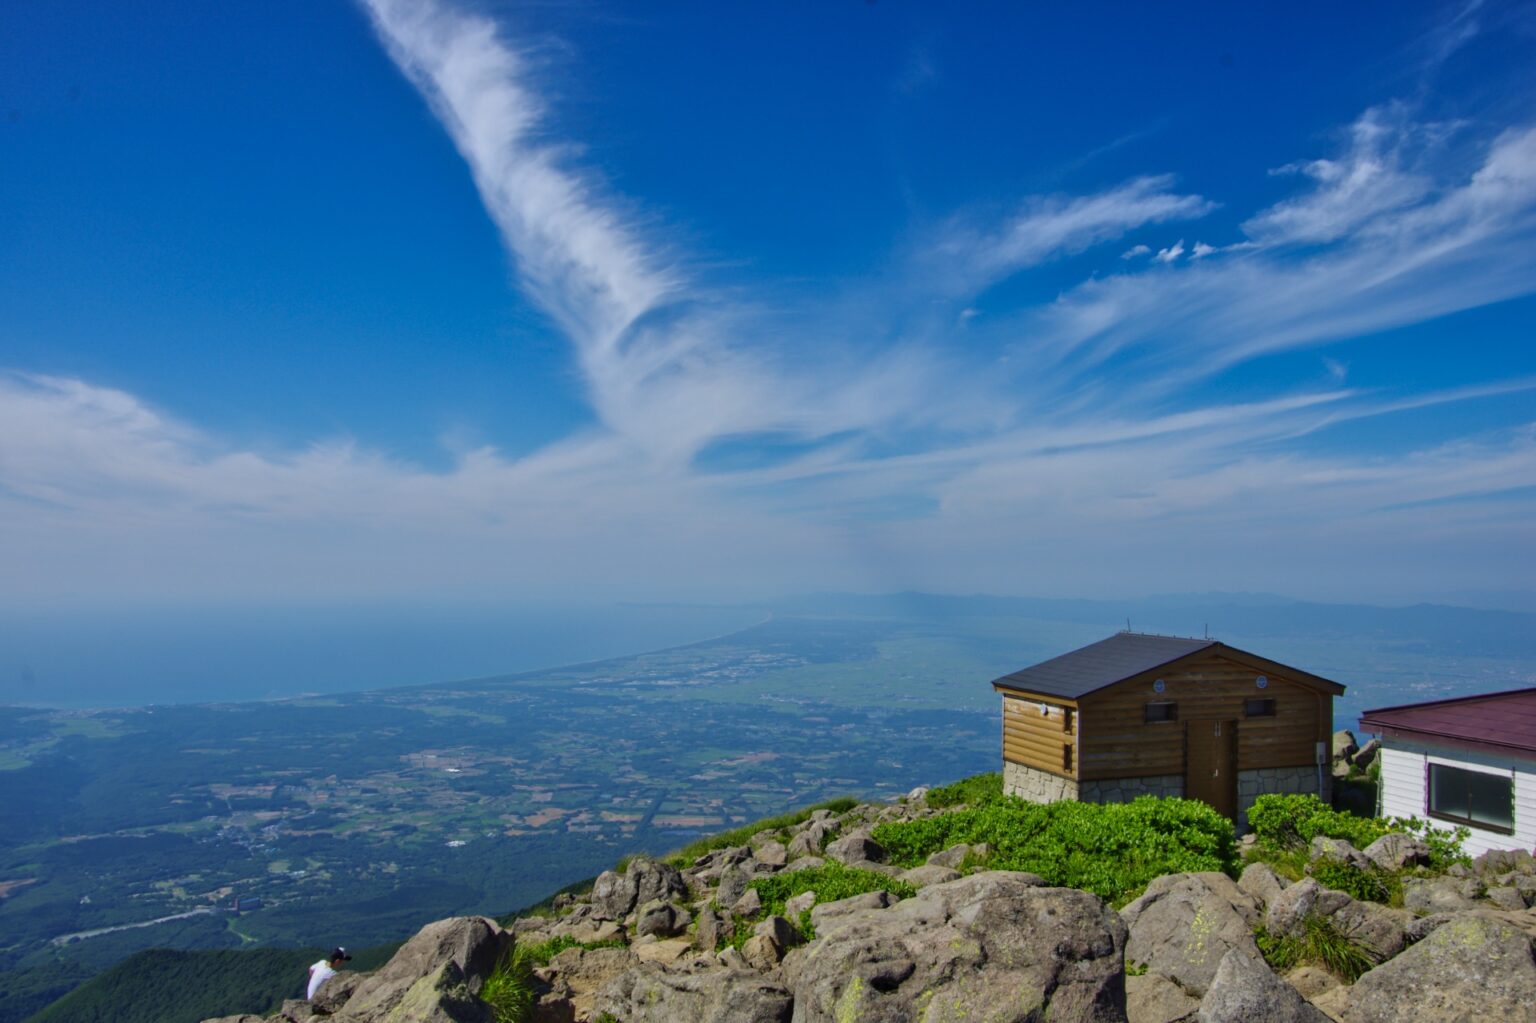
xmin=1425 ymin=761 xmax=1515 ymax=834
xmin=1244 ymin=697 xmax=1276 ymax=718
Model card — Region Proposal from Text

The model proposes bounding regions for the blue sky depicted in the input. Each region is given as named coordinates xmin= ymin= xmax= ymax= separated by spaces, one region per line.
xmin=2 ymin=0 xmax=1534 ymax=609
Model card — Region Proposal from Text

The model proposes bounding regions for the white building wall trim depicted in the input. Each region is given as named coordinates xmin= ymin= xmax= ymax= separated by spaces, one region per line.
xmin=1376 ymin=738 xmax=1536 ymax=858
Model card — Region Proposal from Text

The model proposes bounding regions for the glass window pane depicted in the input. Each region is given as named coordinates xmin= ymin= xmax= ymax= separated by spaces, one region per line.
xmin=1467 ymin=770 xmax=1513 ymax=829
xmin=1429 ymin=765 xmax=1470 ymax=820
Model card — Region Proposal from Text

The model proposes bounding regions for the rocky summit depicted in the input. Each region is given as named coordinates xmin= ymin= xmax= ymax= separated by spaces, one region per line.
xmin=205 ymin=788 xmax=1536 ymax=1023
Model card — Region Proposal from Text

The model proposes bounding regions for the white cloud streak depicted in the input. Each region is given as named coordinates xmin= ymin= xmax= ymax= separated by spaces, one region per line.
xmin=1 ymin=2 xmax=1534 ymax=606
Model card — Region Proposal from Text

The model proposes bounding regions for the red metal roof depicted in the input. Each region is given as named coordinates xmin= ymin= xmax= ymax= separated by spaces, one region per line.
xmin=1359 ymin=687 xmax=1536 ymax=757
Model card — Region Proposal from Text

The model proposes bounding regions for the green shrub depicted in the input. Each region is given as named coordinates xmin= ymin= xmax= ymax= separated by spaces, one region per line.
xmin=1247 ymin=794 xmax=1388 ymax=851
xmin=661 ymin=797 xmax=860 ymax=867
xmin=1247 ymin=794 xmax=1471 ymax=870
xmin=1256 ymin=916 xmax=1375 ymax=982
xmin=924 ymin=773 xmax=1002 ymax=808
xmin=747 ymin=862 xmax=916 ymax=935
xmin=871 ymin=795 xmax=1237 ymax=907
xmin=716 ymin=863 xmax=917 ymax=944
xmin=1383 ymin=815 xmax=1471 ymax=869
xmin=1310 ymin=860 xmax=1392 ymax=903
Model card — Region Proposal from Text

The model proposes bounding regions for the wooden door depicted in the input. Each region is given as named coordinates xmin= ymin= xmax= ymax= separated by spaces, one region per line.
xmin=1185 ymin=719 xmax=1237 ymax=819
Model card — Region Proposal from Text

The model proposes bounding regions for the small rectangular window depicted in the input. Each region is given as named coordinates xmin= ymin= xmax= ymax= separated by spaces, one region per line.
xmin=1429 ymin=763 xmax=1513 ymax=832
xmin=1062 ymin=743 xmax=1073 ymax=772
xmin=1062 ymin=708 xmax=1074 ymax=735
xmin=1244 ymin=698 xmax=1276 ymax=717
xmin=1145 ymin=701 xmax=1178 ymax=723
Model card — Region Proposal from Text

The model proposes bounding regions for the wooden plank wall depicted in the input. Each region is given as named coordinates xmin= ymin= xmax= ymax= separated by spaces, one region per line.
xmin=1002 ymin=694 xmax=1077 ymax=779
xmin=1076 ymin=653 xmax=1326 ymax=781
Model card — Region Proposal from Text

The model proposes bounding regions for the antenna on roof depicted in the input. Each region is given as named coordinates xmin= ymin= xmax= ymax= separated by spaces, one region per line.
xmin=1204 ymin=623 xmax=1209 ymax=639
xmin=1126 ymin=617 xmax=1132 ymax=633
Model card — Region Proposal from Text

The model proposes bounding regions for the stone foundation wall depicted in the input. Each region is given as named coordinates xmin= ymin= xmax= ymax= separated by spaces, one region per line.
xmin=1079 ymin=774 xmax=1184 ymax=804
xmin=1005 ymin=759 xmax=1325 ymax=829
xmin=1003 ymin=761 xmax=1079 ymax=804
xmin=1237 ymin=764 xmax=1324 ymax=830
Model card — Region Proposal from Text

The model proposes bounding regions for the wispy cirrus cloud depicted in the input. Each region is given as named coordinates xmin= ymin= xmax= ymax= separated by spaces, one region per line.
xmin=1243 ymin=103 xmax=1441 ymax=246
xmin=1026 ymin=110 xmax=1536 ymax=386
xmin=917 ymin=175 xmax=1214 ymax=298
xmin=1 ymin=0 xmax=1533 ymax=606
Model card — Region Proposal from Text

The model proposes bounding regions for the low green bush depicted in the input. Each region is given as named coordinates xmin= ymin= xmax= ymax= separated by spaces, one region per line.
xmin=1247 ymin=794 xmax=1470 ymax=870
xmin=871 ymin=795 xmax=1237 ymax=907
xmin=1310 ymin=860 xmax=1393 ymax=904
xmin=748 ymin=863 xmax=916 ymax=933
xmin=1248 ymin=794 xmax=1388 ymax=851
xmin=717 ymin=864 xmax=916 ymax=945
xmin=924 ymin=773 xmax=1002 ymax=808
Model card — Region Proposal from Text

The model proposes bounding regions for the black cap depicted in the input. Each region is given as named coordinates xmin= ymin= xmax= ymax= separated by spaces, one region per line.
xmin=330 ymin=947 xmax=352 ymax=961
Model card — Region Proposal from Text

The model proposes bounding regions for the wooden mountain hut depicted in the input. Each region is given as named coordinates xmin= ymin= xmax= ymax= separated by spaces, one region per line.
xmin=990 ymin=632 xmax=1344 ymax=827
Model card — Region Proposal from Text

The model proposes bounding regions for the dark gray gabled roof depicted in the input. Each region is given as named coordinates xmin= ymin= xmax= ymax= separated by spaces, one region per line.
xmin=990 ymin=632 xmax=1216 ymax=700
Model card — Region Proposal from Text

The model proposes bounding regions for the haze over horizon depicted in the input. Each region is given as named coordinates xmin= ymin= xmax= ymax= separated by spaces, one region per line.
xmin=4 ymin=0 xmax=1535 ymax=615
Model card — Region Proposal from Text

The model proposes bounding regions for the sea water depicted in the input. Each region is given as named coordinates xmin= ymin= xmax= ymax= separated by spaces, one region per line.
xmin=0 ymin=602 xmax=766 ymax=708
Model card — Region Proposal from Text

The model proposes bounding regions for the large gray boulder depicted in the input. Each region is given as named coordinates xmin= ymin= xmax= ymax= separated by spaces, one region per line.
xmin=926 ymin=843 xmax=975 ymax=869
xmin=1238 ymin=862 xmax=1290 ymax=909
xmin=1197 ymin=949 xmax=1329 ymax=1023
xmin=590 ymin=869 xmax=637 ymax=921
xmin=1125 ymin=972 xmax=1199 ymax=1023
xmin=1326 ymin=899 xmax=1412 ymax=962
xmin=825 ymin=831 xmax=886 ymax=865
xmin=1351 ymin=738 xmax=1381 ymax=771
xmin=787 ymin=821 xmax=836 ymax=859
xmin=807 ymin=889 xmax=898 ymax=932
xmin=636 ymin=898 xmax=692 ymax=938
xmin=1402 ymin=876 xmax=1481 ymax=914
xmin=1265 ymin=879 xmax=1351 ymax=937
xmin=1264 ymin=878 xmax=1409 ymax=962
xmin=787 ymin=871 xmax=1127 ymax=1022
xmin=756 ymin=840 xmax=790 ymax=867
xmin=1307 ymin=836 xmax=1371 ymax=870
xmin=1474 ymin=848 xmax=1536 ymax=876
xmin=310 ymin=970 xmax=367 ymax=1013
xmin=1121 ymin=873 xmax=1263 ymax=998
xmin=895 ymin=864 xmax=961 ymax=888
xmin=1361 ymin=832 xmax=1430 ymax=871
xmin=594 ymin=961 xmax=792 ymax=1023
xmin=532 ymin=945 xmax=639 ymax=1023
xmin=1331 ymin=731 xmax=1357 ymax=763
xmin=371 ymin=961 xmax=495 ymax=1023
xmin=716 ymin=863 xmax=752 ymax=909
xmin=695 ymin=905 xmax=729 ymax=951
xmin=1345 ymin=914 xmax=1536 ymax=1023
xmin=339 ymin=916 xmax=508 ymax=1021
xmin=592 ymin=857 xmax=688 ymax=920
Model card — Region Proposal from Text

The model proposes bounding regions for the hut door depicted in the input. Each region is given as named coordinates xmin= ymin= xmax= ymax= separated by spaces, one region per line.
xmin=1185 ymin=720 xmax=1237 ymax=819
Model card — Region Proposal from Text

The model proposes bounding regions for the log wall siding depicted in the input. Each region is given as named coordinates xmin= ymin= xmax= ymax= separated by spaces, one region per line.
xmin=1001 ymin=694 xmax=1078 ymax=779
xmin=1073 ymin=653 xmax=1330 ymax=782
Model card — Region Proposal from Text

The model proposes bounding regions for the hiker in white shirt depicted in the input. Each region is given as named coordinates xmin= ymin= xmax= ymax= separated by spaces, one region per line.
xmin=307 ymin=947 xmax=352 ymax=1000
